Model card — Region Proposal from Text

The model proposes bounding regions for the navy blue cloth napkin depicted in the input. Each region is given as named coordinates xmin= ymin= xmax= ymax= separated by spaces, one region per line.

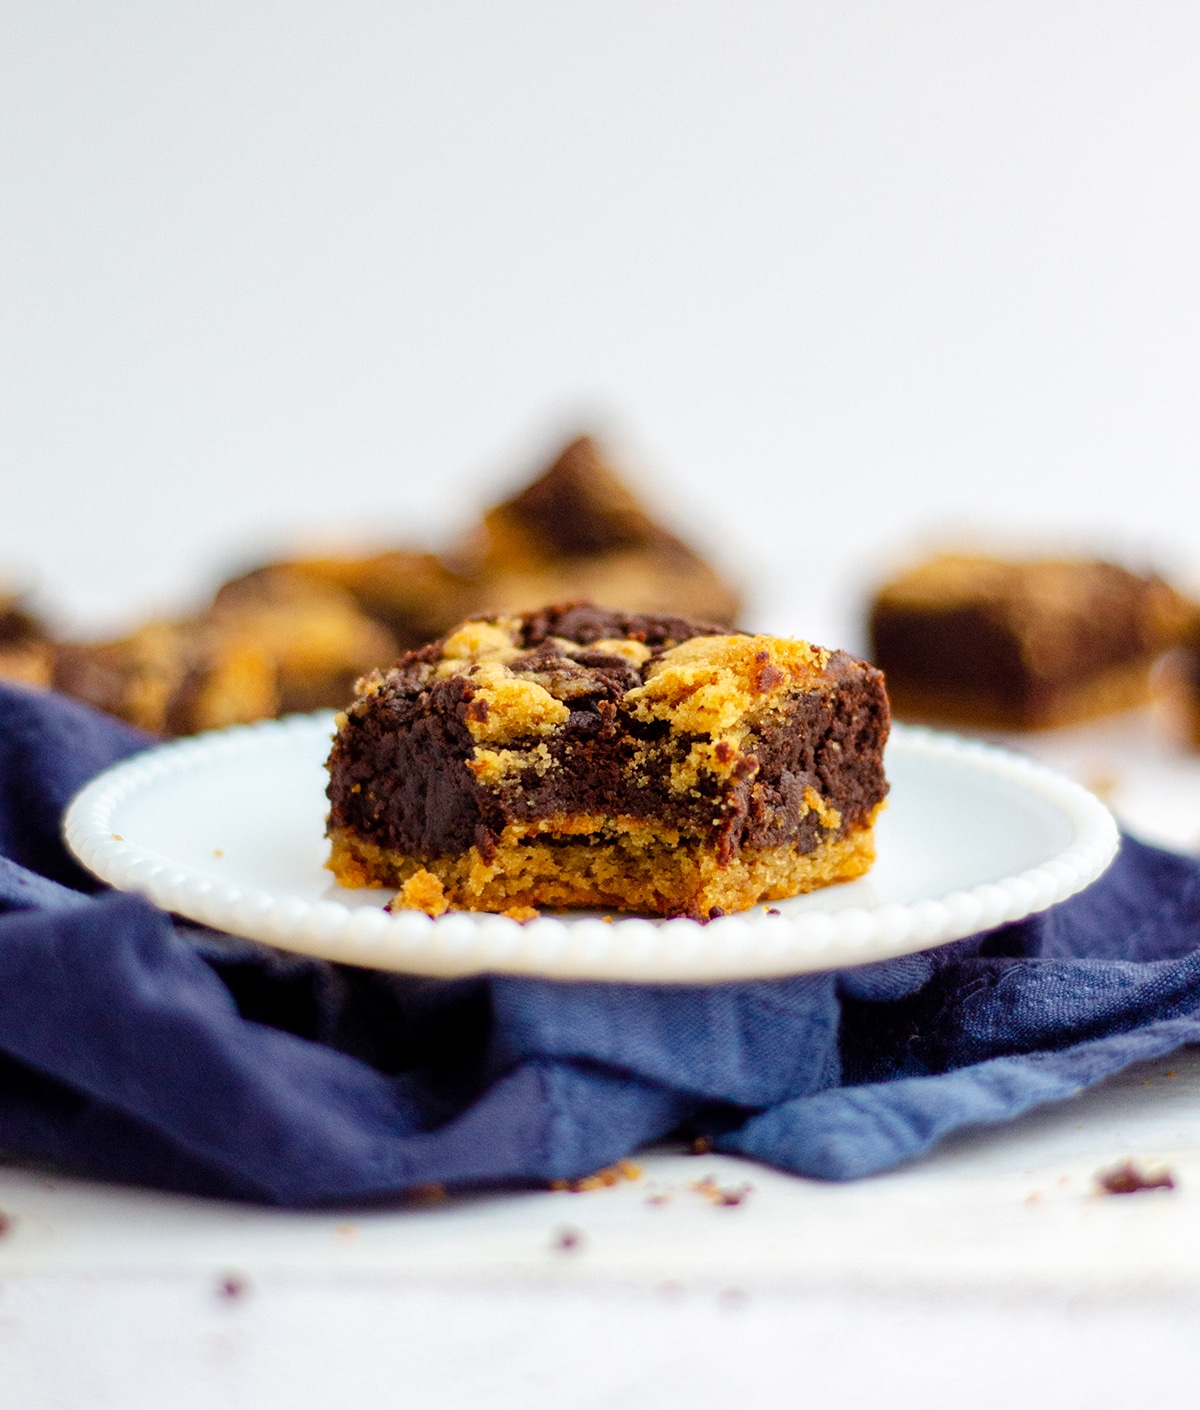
xmin=2 ymin=679 xmax=1200 ymax=1206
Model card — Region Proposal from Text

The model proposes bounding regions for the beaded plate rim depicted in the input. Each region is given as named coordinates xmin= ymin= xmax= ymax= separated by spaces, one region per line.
xmin=64 ymin=715 xmax=1119 ymax=983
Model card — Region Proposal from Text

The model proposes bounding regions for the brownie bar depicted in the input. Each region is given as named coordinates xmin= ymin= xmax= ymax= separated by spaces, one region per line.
xmin=326 ymin=603 xmax=890 ymax=920
xmin=53 ymin=620 xmax=279 ymax=735
xmin=1164 ymin=606 xmax=1200 ymax=751
xmin=215 ymin=550 xmax=473 ymax=654
xmin=469 ymin=437 xmax=741 ymax=627
xmin=53 ymin=579 xmax=394 ymax=736
xmin=213 ymin=435 xmax=741 ymax=662
xmin=1180 ymin=652 xmax=1200 ymax=750
xmin=0 ymin=592 xmax=54 ymax=688
xmin=42 ymin=433 xmax=740 ymax=735
xmin=869 ymin=553 xmax=1190 ymax=730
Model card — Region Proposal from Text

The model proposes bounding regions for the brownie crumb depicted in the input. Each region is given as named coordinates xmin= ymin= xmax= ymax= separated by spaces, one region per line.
xmin=390 ymin=869 xmax=449 ymax=918
xmin=407 ymin=1181 xmax=449 ymax=1204
xmin=1095 ymin=1159 xmax=1177 ymax=1195
xmin=550 ymin=1159 xmax=641 ymax=1193
xmin=552 ymin=1225 xmax=585 ymax=1253
xmin=688 ymin=1135 xmax=714 ymax=1155
xmin=691 ymin=1175 xmax=753 ymax=1207
xmin=216 ymin=1273 xmax=250 ymax=1300
xmin=0 ymin=1211 xmax=12 ymax=1238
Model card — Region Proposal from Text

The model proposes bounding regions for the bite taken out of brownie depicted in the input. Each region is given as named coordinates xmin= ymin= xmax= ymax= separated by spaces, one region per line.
xmin=325 ymin=603 xmax=890 ymax=921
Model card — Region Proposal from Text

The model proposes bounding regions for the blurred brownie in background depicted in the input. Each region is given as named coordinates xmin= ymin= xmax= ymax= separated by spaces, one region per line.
xmin=869 ymin=553 xmax=1191 ymax=730
xmin=1161 ymin=608 xmax=1200 ymax=751
xmin=215 ymin=549 xmax=472 ymax=655
xmin=53 ymin=619 xmax=278 ymax=735
xmin=0 ymin=592 xmax=54 ymax=688
xmin=206 ymin=574 xmax=397 ymax=713
xmin=48 ymin=433 xmax=741 ymax=736
xmin=212 ymin=435 xmax=741 ymax=672
xmin=1178 ymin=653 xmax=1200 ymax=749
xmin=53 ymin=583 xmax=394 ymax=735
xmin=463 ymin=436 xmax=741 ymax=627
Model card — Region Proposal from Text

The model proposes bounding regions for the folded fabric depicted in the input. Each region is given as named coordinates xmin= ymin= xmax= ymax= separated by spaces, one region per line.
xmin=2 ymin=680 xmax=1199 ymax=1206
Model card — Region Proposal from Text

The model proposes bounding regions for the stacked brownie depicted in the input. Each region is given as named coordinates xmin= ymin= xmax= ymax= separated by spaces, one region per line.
xmin=46 ymin=436 xmax=741 ymax=735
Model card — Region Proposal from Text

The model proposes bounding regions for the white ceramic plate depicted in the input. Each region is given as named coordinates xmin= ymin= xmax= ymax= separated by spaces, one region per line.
xmin=63 ymin=715 xmax=1119 ymax=983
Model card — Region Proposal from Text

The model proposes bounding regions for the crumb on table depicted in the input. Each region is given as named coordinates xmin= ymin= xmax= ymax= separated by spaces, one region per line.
xmin=1095 ymin=1159 xmax=1177 ymax=1195
xmin=550 ymin=1159 xmax=642 ymax=1193
xmin=406 ymin=1182 xmax=449 ymax=1205
xmin=691 ymin=1175 xmax=753 ymax=1207
xmin=552 ymin=1225 xmax=584 ymax=1253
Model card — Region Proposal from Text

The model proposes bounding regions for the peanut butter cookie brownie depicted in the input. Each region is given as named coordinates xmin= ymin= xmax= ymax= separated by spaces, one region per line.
xmin=326 ymin=603 xmax=889 ymax=920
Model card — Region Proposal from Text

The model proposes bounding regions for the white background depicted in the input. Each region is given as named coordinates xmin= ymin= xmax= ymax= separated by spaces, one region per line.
xmin=3 ymin=2 xmax=1199 ymax=650
xmin=5 ymin=7 xmax=1200 ymax=1405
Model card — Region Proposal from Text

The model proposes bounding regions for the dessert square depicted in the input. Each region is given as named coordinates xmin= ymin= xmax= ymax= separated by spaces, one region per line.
xmin=0 ymin=592 xmax=54 ymax=689
xmin=211 ymin=435 xmax=742 ymax=665
xmin=52 ymin=580 xmax=393 ymax=735
xmin=326 ymin=603 xmax=890 ymax=920
xmin=215 ymin=550 xmax=472 ymax=655
xmin=53 ymin=620 xmax=280 ymax=735
xmin=468 ymin=436 xmax=741 ymax=627
xmin=1163 ymin=608 xmax=1200 ymax=751
xmin=869 ymin=553 xmax=1189 ymax=730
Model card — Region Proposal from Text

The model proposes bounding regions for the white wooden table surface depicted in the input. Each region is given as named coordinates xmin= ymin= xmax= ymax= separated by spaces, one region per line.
xmin=4 ymin=711 xmax=1200 ymax=1408
xmin=3 ymin=1055 xmax=1200 ymax=1408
